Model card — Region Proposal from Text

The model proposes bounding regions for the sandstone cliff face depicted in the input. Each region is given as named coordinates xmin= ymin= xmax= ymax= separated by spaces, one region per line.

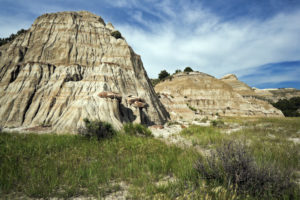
xmin=220 ymin=74 xmax=300 ymax=103
xmin=155 ymin=72 xmax=283 ymax=120
xmin=0 ymin=11 xmax=169 ymax=133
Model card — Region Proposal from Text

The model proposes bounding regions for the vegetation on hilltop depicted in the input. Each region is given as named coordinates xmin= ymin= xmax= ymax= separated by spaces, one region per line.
xmin=158 ymin=70 xmax=170 ymax=81
xmin=183 ymin=66 xmax=193 ymax=73
xmin=110 ymin=30 xmax=122 ymax=39
xmin=0 ymin=29 xmax=27 ymax=46
xmin=151 ymin=67 xmax=194 ymax=87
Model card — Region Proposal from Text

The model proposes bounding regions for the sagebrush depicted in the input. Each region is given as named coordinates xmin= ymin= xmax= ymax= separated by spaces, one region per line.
xmin=194 ymin=141 xmax=296 ymax=199
xmin=79 ymin=118 xmax=116 ymax=140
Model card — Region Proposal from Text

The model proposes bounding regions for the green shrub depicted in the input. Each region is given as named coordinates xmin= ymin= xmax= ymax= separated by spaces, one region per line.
xmin=123 ymin=123 xmax=152 ymax=137
xmin=111 ymin=31 xmax=122 ymax=39
xmin=80 ymin=118 xmax=116 ymax=140
xmin=184 ymin=67 xmax=193 ymax=73
xmin=174 ymin=69 xmax=182 ymax=74
xmin=158 ymin=70 xmax=170 ymax=81
xmin=150 ymin=78 xmax=160 ymax=87
xmin=187 ymin=104 xmax=197 ymax=112
xmin=211 ymin=120 xmax=225 ymax=128
xmin=272 ymin=97 xmax=300 ymax=117
xmin=194 ymin=141 xmax=296 ymax=198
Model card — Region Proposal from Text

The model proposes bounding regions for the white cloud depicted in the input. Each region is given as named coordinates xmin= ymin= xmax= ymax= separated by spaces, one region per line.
xmin=1 ymin=0 xmax=299 ymax=86
xmin=239 ymin=62 xmax=300 ymax=87
xmin=115 ymin=4 xmax=300 ymax=79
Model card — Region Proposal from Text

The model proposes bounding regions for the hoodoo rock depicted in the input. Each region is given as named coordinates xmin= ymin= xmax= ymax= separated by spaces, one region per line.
xmin=155 ymin=72 xmax=283 ymax=120
xmin=0 ymin=11 xmax=169 ymax=133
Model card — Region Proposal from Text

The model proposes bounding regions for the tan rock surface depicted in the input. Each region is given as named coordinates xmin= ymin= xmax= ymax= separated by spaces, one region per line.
xmin=0 ymin=11 xmax=169 ymax=133
xmin=155 ymin=72 xmax=283 ymax=120
xmin=253 ymin=88 xmax=300 ymax=102
xmin=220 ymin=74 xmax=300 ymax=102
xmin=220 ymin=74 xmax=256 ymax=96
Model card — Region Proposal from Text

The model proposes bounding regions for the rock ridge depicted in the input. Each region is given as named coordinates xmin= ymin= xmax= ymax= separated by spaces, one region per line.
xmin=0 ymin=11 xmax=169 ymax=133
xmin=155 ymin=72 xmax=283 ymax=120
xmin=220 ymin=74 xmax=300 ymax=102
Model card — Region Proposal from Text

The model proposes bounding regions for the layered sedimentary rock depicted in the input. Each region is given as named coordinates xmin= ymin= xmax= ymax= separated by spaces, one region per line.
xmin=220 ymin=74 xmax=256 ymax=96
xmin=253 ymin=88 xmax=300 ymax=102
xmin=0 ymin=11 xmax=169 ymax=133
xmin=220 ymin=74 xmax=300 ymax=103
xmin=155 ymin=72 xmax=283 ymax=120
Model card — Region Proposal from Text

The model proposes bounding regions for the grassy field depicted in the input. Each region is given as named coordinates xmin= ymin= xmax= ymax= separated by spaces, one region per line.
xmin=180 ymin=117 xmax=300 ymax=199
xmin=0 ymin=131 xmax=203 ymax=199
xmin=0 ymin=118 xmax=299 ymax=199
xmin=181 ymin=117 xmax=300 ymax=171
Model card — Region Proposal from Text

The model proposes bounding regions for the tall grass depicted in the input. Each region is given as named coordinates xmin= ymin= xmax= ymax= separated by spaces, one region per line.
xmin=1 ymin=117 xmax=299 ymax=199
xmin=123 ymin=123 xmax=152 ymax=137
xmin=180 ymin=118 xmax=300 ymax=199
xmin=0 ymin=132 xmax=198 ymax=198
xmin=180 ymin=125 xmax=225 ymax=147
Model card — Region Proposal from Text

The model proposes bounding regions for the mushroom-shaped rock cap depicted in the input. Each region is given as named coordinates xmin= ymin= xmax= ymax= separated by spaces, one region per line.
xmin=98 ymin=92 xmax=122 ymax=101
xmin=133 ymin=101 xmax=148 ymax=108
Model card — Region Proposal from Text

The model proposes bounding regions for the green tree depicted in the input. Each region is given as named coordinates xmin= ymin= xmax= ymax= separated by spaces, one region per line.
xmin=272 ymin=97 xmax=300 ymax=117
xmin=111 ymin=31 xmax=122 ymax=39
xmin=158 ymin=70 xmax=170 ymax=80
xmin=0 ymin=28 xmax=28 ymax=46
xmin=184 ymin=67 xmax=193 ymax=73
xmin=174 ymin=69 xmax=182 ymax=74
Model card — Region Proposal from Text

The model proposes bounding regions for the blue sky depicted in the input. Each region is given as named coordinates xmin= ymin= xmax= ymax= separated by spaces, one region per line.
xmin=0 ymin=0 xmax=300 ymax=89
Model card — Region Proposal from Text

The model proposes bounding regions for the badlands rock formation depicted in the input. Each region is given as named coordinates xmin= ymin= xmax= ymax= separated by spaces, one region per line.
xmin=220 ymin=74 xmax=256 ymax=96
xmin=220 ymin=74 xmax=300 ymax=102
xmin=155 ymin=72 xmax=283 ymax=120
xmin=0 ymin=11 xmax=169 ymax=133
xmin=253 ymin=88 xmax=300 ymax=102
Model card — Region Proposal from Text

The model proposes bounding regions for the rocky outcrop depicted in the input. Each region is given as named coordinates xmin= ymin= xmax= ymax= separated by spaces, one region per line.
xmin=253 ymin=88 xmax=300 ymax=103
xmin=220 ymin=74 xmax=300 ymax=103
xmin=0 ymin=11 xmax=169 ymax=133
xmin=155 ymin=72 xmax=283 ymax=120
xmin=220 ymin=74 xmax=256 ymax=96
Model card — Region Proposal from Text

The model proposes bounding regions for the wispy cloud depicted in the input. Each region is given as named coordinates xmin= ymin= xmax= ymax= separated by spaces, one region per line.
xmin=0 ymin=0 xmax=299 ymax=89
xmin=115 ymin=4 xmax=300 ymax=81
xmin=239 ymin=61 xmax=300 ymax=89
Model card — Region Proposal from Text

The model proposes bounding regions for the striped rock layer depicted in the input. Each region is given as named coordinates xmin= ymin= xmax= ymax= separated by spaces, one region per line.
xmin=155 ymin=72 xmax=283 ymax=120
xmin=0 ymin=11 xmax=169 ymax=133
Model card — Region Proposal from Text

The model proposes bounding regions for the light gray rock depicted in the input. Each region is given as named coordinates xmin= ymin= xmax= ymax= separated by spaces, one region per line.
xmin=0 ymin=11 xmax=169 ymax=133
